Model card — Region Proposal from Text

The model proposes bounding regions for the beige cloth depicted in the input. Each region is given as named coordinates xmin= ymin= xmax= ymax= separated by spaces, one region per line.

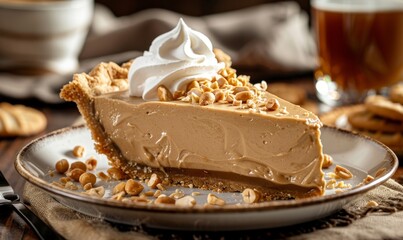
xmin=23 ymin=179 xmax=403 ymax=240
xmin=0 ymin=1 xmax=316 ymax=103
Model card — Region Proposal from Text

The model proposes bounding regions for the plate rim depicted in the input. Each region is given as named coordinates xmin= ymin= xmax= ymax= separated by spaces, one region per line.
xmin=15 ymin=124 xmax=398 ymax=214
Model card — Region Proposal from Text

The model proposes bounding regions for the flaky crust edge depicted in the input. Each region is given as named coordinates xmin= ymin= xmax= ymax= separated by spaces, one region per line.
xmin=60 ymin=62 xmax=131 ymax=171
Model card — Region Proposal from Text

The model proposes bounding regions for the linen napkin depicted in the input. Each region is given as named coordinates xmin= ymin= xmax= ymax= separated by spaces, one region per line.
xmin=0 ymin=1 xmax=316 ymax=103
xmin=23 ymin=179 xmax=403 ymax=240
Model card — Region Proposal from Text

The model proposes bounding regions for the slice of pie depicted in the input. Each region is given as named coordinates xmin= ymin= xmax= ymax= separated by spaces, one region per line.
xmin=60 ymin=19 xmax=325 ymax=200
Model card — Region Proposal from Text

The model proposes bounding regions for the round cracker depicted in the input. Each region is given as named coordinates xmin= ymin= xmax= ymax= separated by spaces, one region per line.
xmin=352 ymin=129 xmax=403 ymax=156
xmin=365 ymin=95 xmax=403 ymax=121
xmin=320 ymin=104 xmax=403 ymax=156
xmin=0 ymin=102 xmax=47 ymax=137
xmin=347 ymin=108 xmax=403 ymax=133
xmin=320 ymin=104 xmax=363 ymax=126
xmin=390 ymin=84 xmax=403 ymax=105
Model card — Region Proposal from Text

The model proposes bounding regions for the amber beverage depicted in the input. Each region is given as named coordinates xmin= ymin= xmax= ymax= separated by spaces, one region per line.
xmin=312 ymin=0 xmax=403 ymax=105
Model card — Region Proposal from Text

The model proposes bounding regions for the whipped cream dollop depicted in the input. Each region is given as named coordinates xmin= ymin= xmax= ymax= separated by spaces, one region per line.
xmin=128 ymin=18 xmax=225 ymax=100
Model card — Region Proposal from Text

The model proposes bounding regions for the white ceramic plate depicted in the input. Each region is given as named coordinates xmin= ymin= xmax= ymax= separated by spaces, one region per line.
xmin=15 ymin=125 xmax=398 ymax=230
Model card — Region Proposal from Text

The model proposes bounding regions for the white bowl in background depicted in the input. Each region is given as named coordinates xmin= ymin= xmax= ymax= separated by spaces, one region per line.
xmin=0 ymin=0 xmax=93 ymax=74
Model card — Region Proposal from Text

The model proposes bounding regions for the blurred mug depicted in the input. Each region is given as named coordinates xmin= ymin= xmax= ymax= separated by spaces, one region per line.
xmin=311 ymin=0 xmax=403 ymax=106
xmin=0 ymin=0 xmax=93 ymax=75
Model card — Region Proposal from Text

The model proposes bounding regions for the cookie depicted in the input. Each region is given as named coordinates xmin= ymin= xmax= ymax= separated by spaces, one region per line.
xmin=353 ymin=129 xmax=403 ymax=155
xmin=0 ymin=102 xmax=47 ymax=137
xmin=319 ymin=104 xmax=363 ymax=126
xmin=267 ymin=83 xmax=306 ymax=105
xmin=320 ymin=104 xmax=403 ymax=155
xmin=390 ymin=84 xmax=403 ymax=105
xmin=365 ymin=95 xmax=403 ymax=121
xmin=347 ymin=106 xmax=403 ymax=133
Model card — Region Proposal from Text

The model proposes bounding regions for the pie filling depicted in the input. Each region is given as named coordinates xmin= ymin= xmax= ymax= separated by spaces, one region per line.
xmin=90 ymin=90 xmax=324 ymax=199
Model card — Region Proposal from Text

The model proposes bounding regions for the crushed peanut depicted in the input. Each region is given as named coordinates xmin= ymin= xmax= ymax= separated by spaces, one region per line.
xmin=363 ymin=175 xmax=374 ymax=184
xmin=266 ymin=98 xmax=280 ymax=111
xmin=70 ymin=161 xmax=87 ymax=172
xmin=153 ymin=189 xmax=162 ymax=198
xmin=246 ymin=99 xmax=256 ymax=109
xmin=156 ymin=183 xmax=166 ymax=191
xmin=144 ymin=191 xmax=155 ymax=197
xmin=235 ymin=91 xmax=253 ymax=102
xmin=125 ymin=179 xmax=144 ymax=196
xmin=111 ymin=191 xmax=126 ymax=201
xmin=242 ymin=188 xmax=260 ymax=204
xmin=112 ymin=182 xmax=126 ymax=194
xmin=216 ymin=77 xmax=228 ymax=88
xmin=199 ymin=92 xmax=215 ymax=106
xmin=357 ymin=175 xmax=375 ymax=187
xmin=187 ymin=88 xmax=202 ymax=97
xmin=83 ymin=183 xmax=93 ymax=191
xmin=322 ymin=154 xmax=333 ymax=169
xmin=152 ymin=62 xmax=268 ymax=111
xmin=85 ymin=186 xmax=105 ymax=198
xmin=187 ymin=80 xmax=200 ymax=91
xmin=147 ymin=173 xmax=162 ymax=189
xmin=233 ymin=86 xmax=249 ymax=94
xmin=213 ymin=48 xmax=232 ymax=67
xmin=326 ymin=172 xmax=338 ymax=179
xmin=59 ymin=177 xmax=71 ymax=184
xmin=79 ymin=172 xmax=96 ymax=187
xmin=214 ymin=90 xmax=225 ymax=102
xmin=157 ymin=85 xmax=174 ymax=101
xmin=72 ymin=145 xmax=85 ymax=158
xmin=326 ymin=179 xmax=337 ymax=189
xmin=55 ymin=159 xmax=69 ymax=174
xmin=107 ymin=167 xmax=127 ymax=180
xmin=85 ymin=157 xmax=98 ymax=171
xmin=175 ymin=196 xmax=196 ymax=207
xmin=173 ymin=90 xmax=185 ymax=100
xmin=190 ymin=92 xmax=200 ymax=104
xmin=232 ymin=99 xmax=242 ymax=106
xmin=260 ymin=80 xmax=268 ymax=91
xmin=155 ymin=196 xmax=175 ymax=205
xmin=334 ymin=165 xmax=353 ymax=179
xmin=97 ymin=171 xmax=110 ymax=181
xmin=336 ymin=181 xmax=352 ymax=189
xmin=207 ymin=193 xmax=226 ymax=206
xmin=366 ymin=200 xmax=379 ymax=207
xmin=169 ymin=189 xmax=185 ymax=199
xmin=67 ymin=168 xmax=85 ymax=182
xmin=65 ymin=181 xmax=78 ymax=191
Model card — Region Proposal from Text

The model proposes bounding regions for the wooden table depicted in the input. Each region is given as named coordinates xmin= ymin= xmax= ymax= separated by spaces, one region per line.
xmin=0 ymin=103 xmax=80 ymax=239
xmin=1 ymin=87 xmax=402 ymax=239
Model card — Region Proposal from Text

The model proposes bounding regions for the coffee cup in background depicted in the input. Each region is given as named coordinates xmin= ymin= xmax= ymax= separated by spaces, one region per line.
xmin=311 ymin=0 xmax=403 ymax=106
xmin=0 ymin=0 xmax=93 ymax=75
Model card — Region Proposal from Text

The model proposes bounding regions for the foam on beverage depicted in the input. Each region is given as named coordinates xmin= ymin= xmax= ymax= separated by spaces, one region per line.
xmin=312 ymin=0 xmax=403 ymax=13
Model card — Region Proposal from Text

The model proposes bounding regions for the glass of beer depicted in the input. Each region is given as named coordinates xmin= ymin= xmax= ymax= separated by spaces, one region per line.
xmin=311 ymin=0 xmax=403 ymax=106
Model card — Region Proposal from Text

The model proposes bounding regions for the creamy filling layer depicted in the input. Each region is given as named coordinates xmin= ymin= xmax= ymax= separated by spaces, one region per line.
xmin=94 ymin=91 xmax=324 ymax=191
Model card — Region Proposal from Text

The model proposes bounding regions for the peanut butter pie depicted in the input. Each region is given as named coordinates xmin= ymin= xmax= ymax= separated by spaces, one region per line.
xmin=60 ymin=19 xmax=325 ymax=200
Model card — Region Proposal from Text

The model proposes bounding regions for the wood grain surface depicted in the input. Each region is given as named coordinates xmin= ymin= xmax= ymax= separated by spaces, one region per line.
xmin=0 ymin=105 xmax=79 ymax=240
